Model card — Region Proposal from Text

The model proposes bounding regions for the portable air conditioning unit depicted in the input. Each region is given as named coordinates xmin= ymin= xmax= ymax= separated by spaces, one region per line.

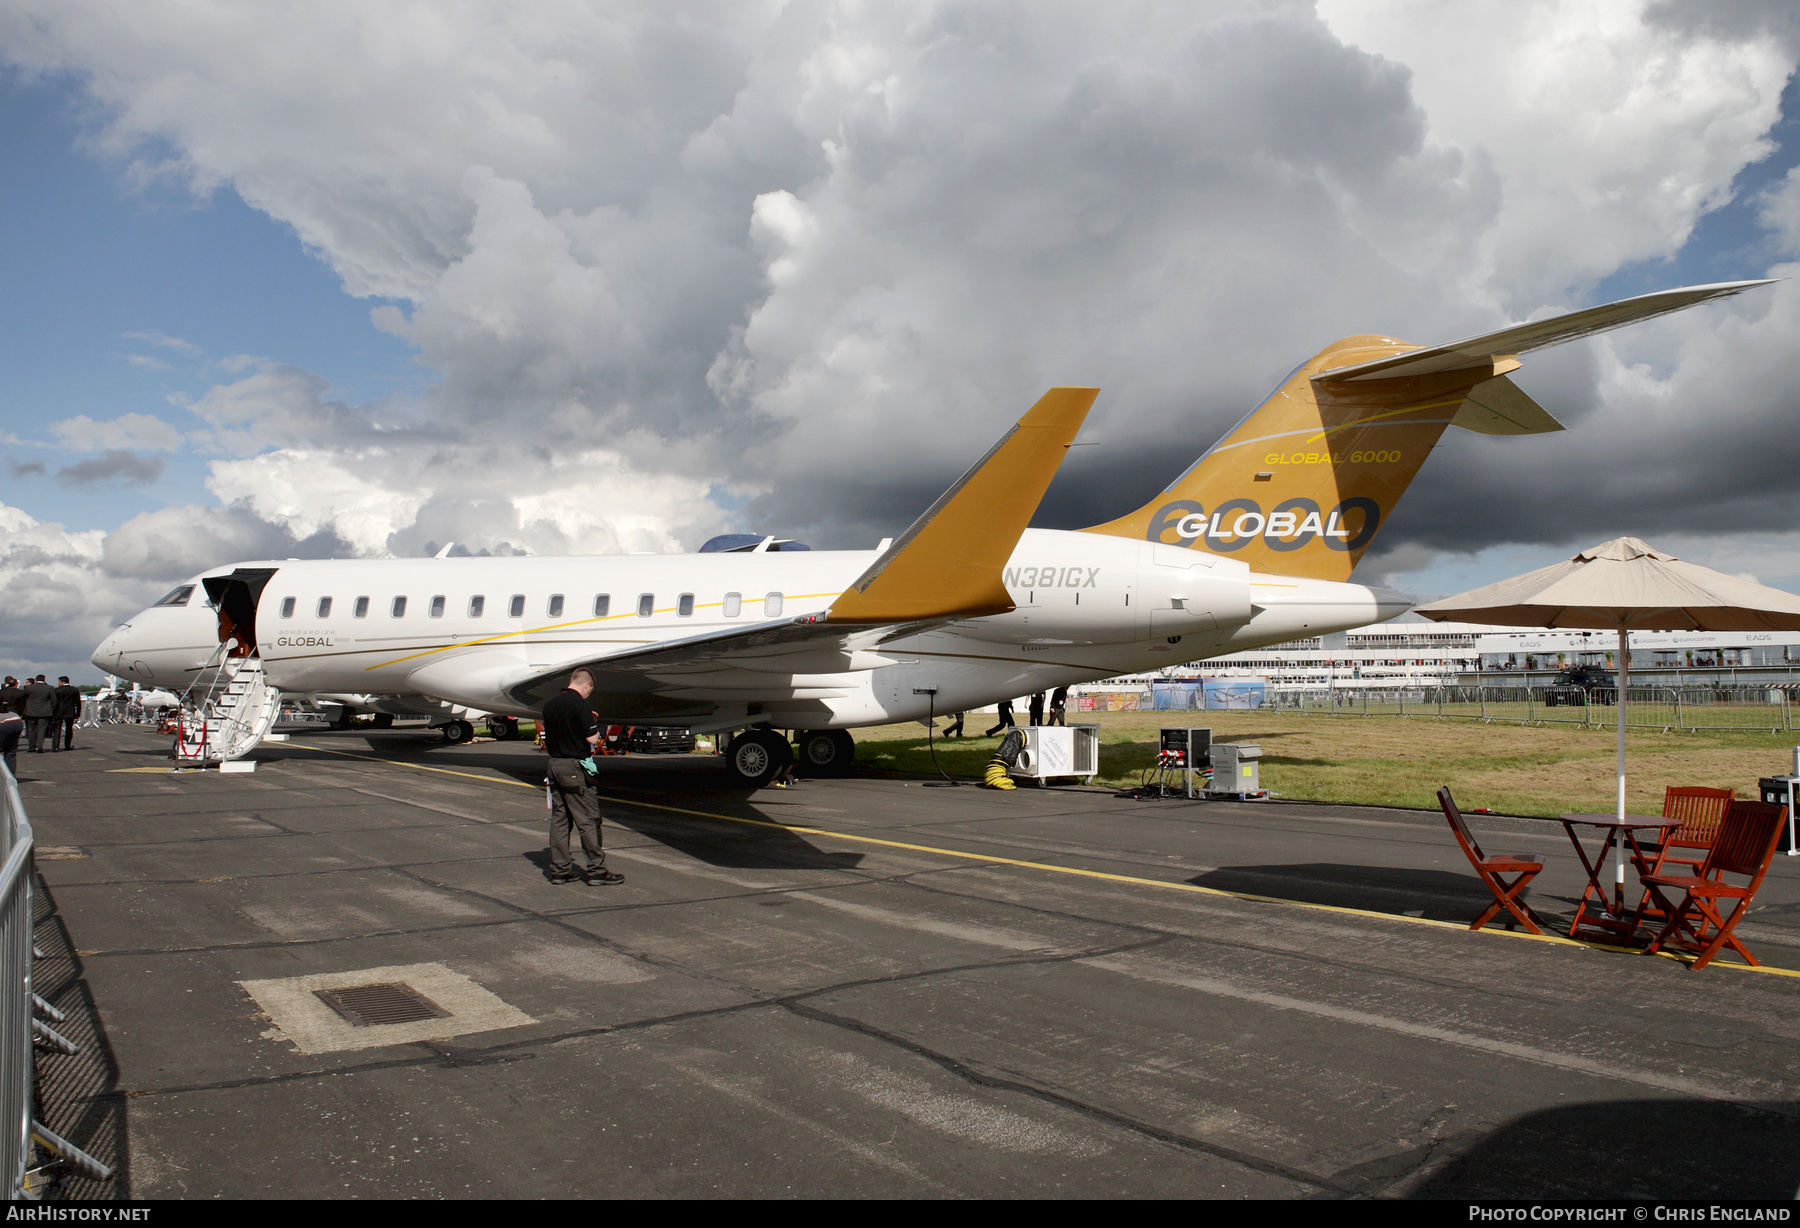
xmin=1205 ymin=742 xmax=1263 ymax=799
xmin=1010 ymin=724 xmax=1101 ymax=785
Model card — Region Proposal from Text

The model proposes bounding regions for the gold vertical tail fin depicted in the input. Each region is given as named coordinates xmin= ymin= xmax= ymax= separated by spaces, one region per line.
xmin=1082 ymin=281 xmax=1772 ymax=581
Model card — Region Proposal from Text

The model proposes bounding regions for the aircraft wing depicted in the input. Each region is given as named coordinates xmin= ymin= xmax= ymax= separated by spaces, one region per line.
xmin=1313 ymin=280 xmax=1774 ymax=384
xmin=502 ymin=386 xmax=1098 ymax=710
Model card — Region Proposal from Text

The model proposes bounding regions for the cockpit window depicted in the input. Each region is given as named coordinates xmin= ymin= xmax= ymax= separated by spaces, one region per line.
xmin=152 ymin=585 xmax=195 ymax=608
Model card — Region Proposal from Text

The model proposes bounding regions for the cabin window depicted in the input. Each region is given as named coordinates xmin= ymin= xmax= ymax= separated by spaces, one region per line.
xmin=316 ymin=597 xmax=333 ymax=618
xmin=391 ymin=596 xmax=408 ymax=618
xmin=152 ymin=585 xmax=194 ymax=607
xmin=279 ymin=597 xmax=296 ymax=618
xmin=468 ymin=595 xmax=485 ymax=618
xmin=548 ymin=594 xmax=564 ymax=618
xmin=429 ymin=595 xmax=446 ymax=618
xmin=678 ymin=593 xmax=694 ymax=617
xmin=353 ymin=596 xmax=369 ymax=618
xmin=637 ymin=593 xmax=654 ymax=618
xmin=764 ymin=592 xmax=783 ymax=617
xmin=593 ymin=594 xmax=610 ymax=618
xmin=508 ymin=594 xmax=525 ymax=618
xmin=723 ymin=592 xmax=741 ymax=618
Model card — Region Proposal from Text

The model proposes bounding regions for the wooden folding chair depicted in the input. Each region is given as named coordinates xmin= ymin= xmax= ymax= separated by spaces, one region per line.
xmin=1650 ymin=786 xmax=1735 ymax=875
xmin=1438 ymin=787 xmax=1546 ymax=934
xmin=1636 ymin=786 xmax=1734 ymax=922
xmin=1641 ymin=800 xmax=1786 ymax=970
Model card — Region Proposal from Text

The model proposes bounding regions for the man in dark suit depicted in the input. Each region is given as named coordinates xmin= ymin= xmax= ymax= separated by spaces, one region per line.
xmin=1048 ymin=685 xmax=1068 ymax=727
xmin=51 ymin=676 xmax=81 ymax=751
xmin=0 ymin=677 xmax=21 ymax=716
xmin=984 ymin=697 xmax=1015 ymax=738
xmin=21 ymin=675 xmax=55 ymax=753
xmin=1028 ymin=691 xmax=1046 ymax=726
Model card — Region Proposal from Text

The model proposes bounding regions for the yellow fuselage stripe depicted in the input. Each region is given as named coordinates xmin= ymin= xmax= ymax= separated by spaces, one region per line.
xmin=355 ymin=591 xmax=845 ymax=672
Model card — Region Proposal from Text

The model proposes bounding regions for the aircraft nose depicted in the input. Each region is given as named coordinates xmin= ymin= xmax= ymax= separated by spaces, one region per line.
xmin=91 ymin=625 xmax=128 ymax=675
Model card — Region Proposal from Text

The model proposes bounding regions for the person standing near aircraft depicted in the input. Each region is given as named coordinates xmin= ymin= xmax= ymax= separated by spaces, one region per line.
xmin=0 ymin=678 xmax=20 ymax=716
xmin=1028 ymin=692 xmax=1045 ymax=727
xmin=943 ymin=711 xmax=964 ymax=738
xmin=51 ymin=676 xmax=81 ymax=751
xmin=0 ymin=708 xmax=19 ymax=780
xmin=21 ymin=675 xmax=54 ymax=754
xmin=540 ymin=669 xmax=624 ymax=886
xmin=1048 ymin=686 xmax=1068 ymax=727
xmin=984 ymin=698 xmax=1015 ymax=738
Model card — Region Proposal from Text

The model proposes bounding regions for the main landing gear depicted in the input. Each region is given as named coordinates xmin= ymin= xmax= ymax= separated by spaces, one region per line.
xmin=796 ymin=729 xmax=855 ymax=777
xmin=725 ymin=729 xmax=790 ymax=788
xmin=724 ymin=728 xmax=856 ymax=787
xmin=439 ymin=719 xmax=476 ymax=745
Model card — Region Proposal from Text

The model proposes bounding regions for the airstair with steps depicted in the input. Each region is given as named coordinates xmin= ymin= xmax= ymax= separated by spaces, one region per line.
xmin=174 ymin=648 xmax=283 ymax=765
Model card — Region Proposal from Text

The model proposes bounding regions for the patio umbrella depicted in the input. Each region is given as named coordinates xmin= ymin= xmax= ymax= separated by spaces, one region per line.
xmin=1415 ymin=536 xmax=1800 ymax=911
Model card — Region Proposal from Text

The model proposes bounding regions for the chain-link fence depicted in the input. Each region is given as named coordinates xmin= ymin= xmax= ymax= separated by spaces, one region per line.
xmin=1267 ymin=685 xmax=1794 ymax=732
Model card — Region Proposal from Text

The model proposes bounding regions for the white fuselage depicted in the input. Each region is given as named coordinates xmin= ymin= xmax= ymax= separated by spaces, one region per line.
xmin=93 ymin=529 xmax=1407 ymax=729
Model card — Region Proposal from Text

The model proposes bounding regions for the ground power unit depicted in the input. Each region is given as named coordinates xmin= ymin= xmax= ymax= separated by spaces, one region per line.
xmin=1009 ymin=725 xmax=1101 ymax=786
xmin=1158 ymin=727 xmax=1213 ymax=798
xmin=1205 ymin=742 xmax=1264 ymax=799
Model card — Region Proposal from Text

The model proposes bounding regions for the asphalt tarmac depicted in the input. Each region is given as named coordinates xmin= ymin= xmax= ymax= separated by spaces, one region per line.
xmin=19 ymin=724 xmax=1800 ymax=1199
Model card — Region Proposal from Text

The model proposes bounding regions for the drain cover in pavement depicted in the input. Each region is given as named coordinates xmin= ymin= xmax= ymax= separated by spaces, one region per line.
xmin=313 ymin=982 xmax=450 ymax=1027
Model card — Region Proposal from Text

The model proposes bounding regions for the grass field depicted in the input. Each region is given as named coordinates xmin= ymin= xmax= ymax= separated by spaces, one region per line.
xmin=847 ymin=711 xmax=1798 ymax=817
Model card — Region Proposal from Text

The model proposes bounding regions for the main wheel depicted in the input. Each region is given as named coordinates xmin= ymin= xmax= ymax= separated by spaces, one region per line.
xmin=330 ymin=707 xmax=354 ymax=731
xmin=797 ymin=729 xmax=855 ymax=777
xmin=441 ymin=719 xmax=475 ymax=745
xmin=726 ymin=729 xmax=788 ymax=788
xmin=371 ymin=713 xmax=395 ymax=729
xmin=486 ymin=717 xmax=519 ymax=741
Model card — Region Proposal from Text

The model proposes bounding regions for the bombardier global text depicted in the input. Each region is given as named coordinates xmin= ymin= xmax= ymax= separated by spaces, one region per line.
xmin=93 ymin=281 xmax=1770 ymax=784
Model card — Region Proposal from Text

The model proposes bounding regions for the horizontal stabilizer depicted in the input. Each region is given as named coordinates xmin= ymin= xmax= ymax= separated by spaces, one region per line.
xmin=1315 ymin=280 xmax=1774 ymax=385
xmin=828 ymin=386 xmax=1097 ymax=623
xmin=1451 ymin=375 xmax=1563 ymax=436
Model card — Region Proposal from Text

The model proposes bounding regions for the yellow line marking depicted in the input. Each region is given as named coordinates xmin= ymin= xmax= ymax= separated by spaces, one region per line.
xmin=106 ymin=766 xmax=182 ymax=774
xmin=283 ymin=745 xmax=1800 ymax=979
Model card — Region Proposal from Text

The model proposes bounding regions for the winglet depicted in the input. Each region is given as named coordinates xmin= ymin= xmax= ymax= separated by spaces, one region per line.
xmin=828 ymin=387 xmax=1098 ymax=623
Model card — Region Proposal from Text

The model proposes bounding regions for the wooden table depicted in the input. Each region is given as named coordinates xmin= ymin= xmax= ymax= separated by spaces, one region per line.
xmin=1559 ymin=813 xmax=1682 ymax=939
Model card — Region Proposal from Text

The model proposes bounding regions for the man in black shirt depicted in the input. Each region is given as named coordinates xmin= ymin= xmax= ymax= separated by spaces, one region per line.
xmin=0 ymin=678 xmax=21 ymax=716
xmin=1048 ymin=685 xmax=1068 ymax=727
xmin=539 ymin=669 xmax=623 ymax=885
xmin=984 ymin=697 xmax=1015 ymax=738
xmin=51 ymin=677 xmax=81 ymax=751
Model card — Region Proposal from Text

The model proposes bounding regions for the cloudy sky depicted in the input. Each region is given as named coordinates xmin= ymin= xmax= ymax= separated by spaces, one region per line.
xmin=3 ymin=0 xmax=1799 ymax=677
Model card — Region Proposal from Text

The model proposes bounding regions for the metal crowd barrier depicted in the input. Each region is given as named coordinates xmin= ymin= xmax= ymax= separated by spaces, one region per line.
xmin=1268 ymin=686 xmax=1794 ymax=732
xmin=2 ymin=765 xmax=110 ymax=1198
xmin=2 ymin=765 xmax=33 ymax=1198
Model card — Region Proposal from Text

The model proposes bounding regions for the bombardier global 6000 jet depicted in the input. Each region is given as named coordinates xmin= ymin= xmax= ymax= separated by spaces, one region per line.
xmin=93 ymin=280 xmax=1771 ymax=784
